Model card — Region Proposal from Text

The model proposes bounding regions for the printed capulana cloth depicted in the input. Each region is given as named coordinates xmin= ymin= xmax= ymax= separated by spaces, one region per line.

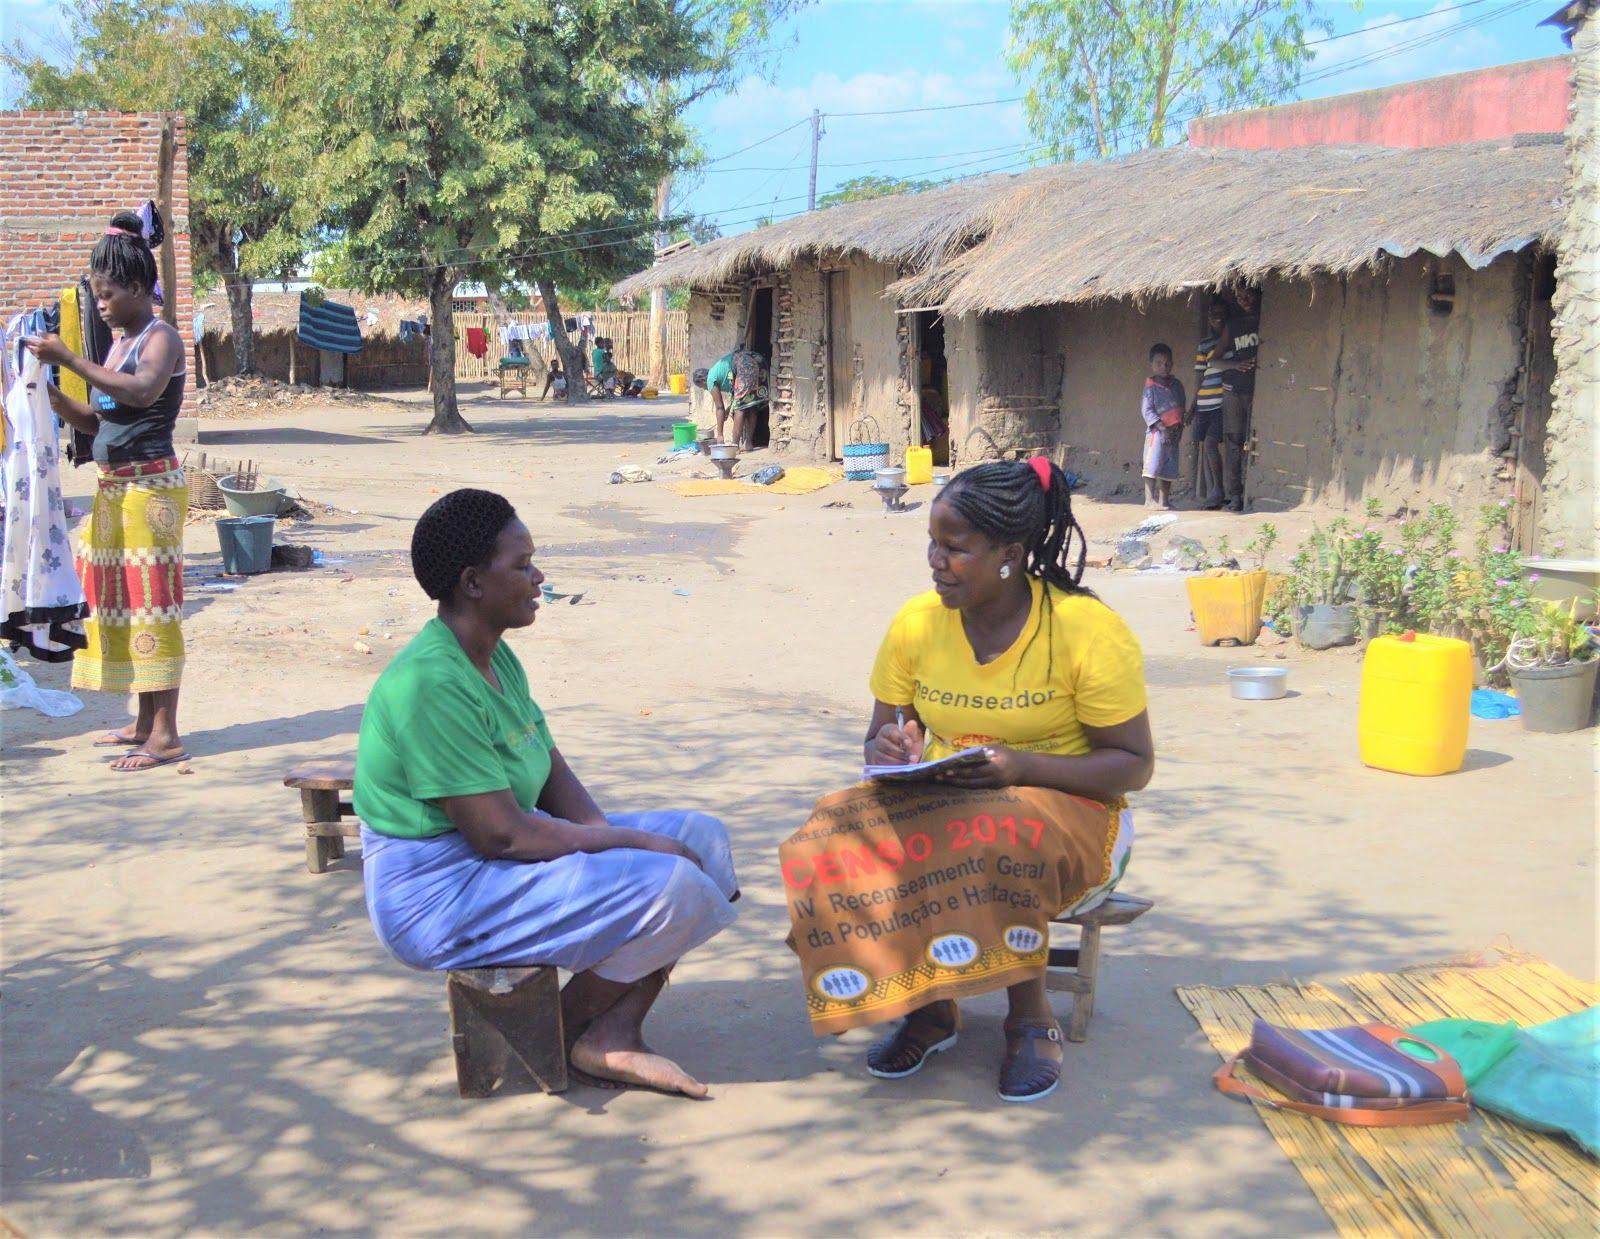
xmin=73 ymin=456 xmax=187 ymax=692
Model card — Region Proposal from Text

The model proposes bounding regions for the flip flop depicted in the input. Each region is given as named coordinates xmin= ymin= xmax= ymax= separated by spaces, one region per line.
xmin=111 ymin=750 xmax=189 ymax=772
xmin=93 ymin=733 xmax=143 ymax=748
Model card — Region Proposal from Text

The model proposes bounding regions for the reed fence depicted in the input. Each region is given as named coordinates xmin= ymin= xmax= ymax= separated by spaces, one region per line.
xmin=450 ymin=310 xmax=688 ymax=382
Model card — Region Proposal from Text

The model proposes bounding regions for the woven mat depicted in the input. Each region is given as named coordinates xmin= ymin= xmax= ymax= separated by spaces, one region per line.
xmin=1177 ymin=958 xmax=1598 ymax=1237
xmin=666 ymin=467 xmax=842 ymax=498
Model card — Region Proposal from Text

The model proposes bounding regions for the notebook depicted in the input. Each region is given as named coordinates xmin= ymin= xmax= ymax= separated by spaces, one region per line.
xmin=863 ymin=747 xmax=991 ymax=782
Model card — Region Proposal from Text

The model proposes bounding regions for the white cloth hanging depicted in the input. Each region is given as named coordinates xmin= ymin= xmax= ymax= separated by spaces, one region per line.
xmin=2 ymin=348 xmax=88 ymax=662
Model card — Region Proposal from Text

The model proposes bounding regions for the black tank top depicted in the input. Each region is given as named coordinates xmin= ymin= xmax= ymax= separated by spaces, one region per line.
xmin=91 ymin=320 xmax=186 ymax=465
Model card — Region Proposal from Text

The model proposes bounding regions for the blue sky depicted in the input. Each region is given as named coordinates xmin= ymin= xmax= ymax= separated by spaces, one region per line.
xmin=3 ymin=0 xmax=1568 ymax=240
xmin=677 ymin=0 xmax=1568 ymax=232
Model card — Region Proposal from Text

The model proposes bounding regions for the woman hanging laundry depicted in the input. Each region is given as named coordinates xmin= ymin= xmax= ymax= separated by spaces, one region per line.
xmin=23 ymin=208 xmax=191 ymax=771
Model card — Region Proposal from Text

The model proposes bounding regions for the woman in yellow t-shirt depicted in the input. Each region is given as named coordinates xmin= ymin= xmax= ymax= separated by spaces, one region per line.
xmin=863 ymin=456 xmax=1154 ymax=1101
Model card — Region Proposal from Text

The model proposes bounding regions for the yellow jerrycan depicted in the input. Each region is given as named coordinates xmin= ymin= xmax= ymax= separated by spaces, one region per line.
xmin=1359 ymin=633 xmax=1472 ymax=775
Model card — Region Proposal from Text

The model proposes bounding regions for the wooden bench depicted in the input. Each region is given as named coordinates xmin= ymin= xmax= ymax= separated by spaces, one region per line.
xmin=1046 ymin=892 xmax=1154 ymax=1042
xmin=284 ymin=761 xmax=359 ymax=874
xmin=448 ymin=966 xmax=568 ymax=1097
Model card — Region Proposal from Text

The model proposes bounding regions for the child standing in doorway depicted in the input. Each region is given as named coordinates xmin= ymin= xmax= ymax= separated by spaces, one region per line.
xmin=1141 ymin=343 xmax=1185 ymax=509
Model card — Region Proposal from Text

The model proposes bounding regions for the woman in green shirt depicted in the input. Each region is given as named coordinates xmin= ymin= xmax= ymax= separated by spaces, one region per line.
xmin=355 ymin=489 xmax=739 ymax=1097
xmin=692 ymin=349 xmax=768 ymax=448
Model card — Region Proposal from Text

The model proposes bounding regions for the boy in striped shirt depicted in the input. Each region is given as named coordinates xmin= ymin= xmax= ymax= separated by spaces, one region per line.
xmin=1186 ymin=298 xmax=1228 ymax=509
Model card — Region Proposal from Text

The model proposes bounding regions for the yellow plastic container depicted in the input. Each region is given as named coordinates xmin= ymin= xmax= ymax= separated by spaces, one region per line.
xmin=668 ymin=372 xmax=688 ymax=395
xmin=1359 ymin=634 xmax=1472 ymax=776
xmin=1185 ymin=570 xmax=1269 ymax=646
xmin=905 ymin=445 xmax=934 ymax=486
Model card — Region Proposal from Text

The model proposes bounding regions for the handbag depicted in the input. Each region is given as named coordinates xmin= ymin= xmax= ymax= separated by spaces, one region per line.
xmin=1214 ymin=1020 xmax=1471 ymax=1127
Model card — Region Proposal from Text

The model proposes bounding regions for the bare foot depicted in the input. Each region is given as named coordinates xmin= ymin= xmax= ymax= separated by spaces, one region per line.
xmin=570 ymin=1029 xmax=708 ymax=1098
xmin=109 ymin=743 xmax=187 ymax=771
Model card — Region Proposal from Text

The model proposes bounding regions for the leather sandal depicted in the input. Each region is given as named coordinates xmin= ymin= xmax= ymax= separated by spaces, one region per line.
xmin=998 ymin=1020 xmax=1063 ymax=1103
xmin=866 ymin=1006 xmax=960 ymax=1079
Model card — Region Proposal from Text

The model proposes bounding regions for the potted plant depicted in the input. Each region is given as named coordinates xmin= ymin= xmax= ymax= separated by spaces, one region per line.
xmin=1285 ymin=521 xmax=1359 ymax=649
xmin=1505 ymin=598 xmax=1599 ymax=733
xmin=1185 ymin=525 xmax=1276 ymax=647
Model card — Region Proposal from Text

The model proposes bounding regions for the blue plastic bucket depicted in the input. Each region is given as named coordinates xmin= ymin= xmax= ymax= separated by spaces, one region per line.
xmin=216 ymin=515 xmax=276 ymax=574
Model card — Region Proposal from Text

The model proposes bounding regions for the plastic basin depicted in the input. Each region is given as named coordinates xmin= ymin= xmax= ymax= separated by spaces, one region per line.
xmin=672 ymin=420 xmax=698 ymax=448
xmin=218 ymin=474 xmax=289 ymax=518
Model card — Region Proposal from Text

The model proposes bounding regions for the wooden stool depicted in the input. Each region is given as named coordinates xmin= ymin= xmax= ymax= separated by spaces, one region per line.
xmin=497 ymin=364 xmax=528 ymax=398
xmin=447 ymin=966 xmax=568 ymax=1097
xmin=1045 ymin=892 xmax=1154 ymax=1042
xmin=284 ymin=760 xmax=359 ymax=874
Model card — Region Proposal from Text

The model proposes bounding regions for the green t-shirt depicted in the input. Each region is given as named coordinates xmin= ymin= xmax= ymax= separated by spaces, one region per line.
xmin=706 ymin=354 xmax=734 ymax=393
xmin=354 ymin=618 xmax=555 ymax=839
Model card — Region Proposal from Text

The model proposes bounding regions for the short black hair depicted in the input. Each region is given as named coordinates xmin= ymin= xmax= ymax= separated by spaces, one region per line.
xmin=90 ymin=209 xmax=160 ymax=294
xmin=411 ymin=488 xmax=519 ymax=602
xmin=1149 ymin=342 xmax=1173 ymax=360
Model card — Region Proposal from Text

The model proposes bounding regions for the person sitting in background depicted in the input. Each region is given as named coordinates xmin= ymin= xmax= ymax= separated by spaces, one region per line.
xmin=592 ymin=337 xmax=617 ymax=394
xmin=541 ymin=357 xmax=566 ymax=400
xmin=1140 ymin=343 xmax=1185 ymax=510
xmin=355 ymin=489 xmax=740 ymax=1096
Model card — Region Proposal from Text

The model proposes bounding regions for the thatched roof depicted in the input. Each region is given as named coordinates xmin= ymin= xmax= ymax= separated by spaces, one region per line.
xmin=611 ymin=168 xmax=1057 ymax=298
xmin=618 ymin=139 xmax=1564 ymax=312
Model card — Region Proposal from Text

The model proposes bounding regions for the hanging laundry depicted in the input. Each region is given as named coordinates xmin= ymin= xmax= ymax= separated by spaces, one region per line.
xmin=297 ymin=293 xmax=363 ymax=353
xmin=1 ymin=347 xmax=89 ymax=662
xmin=67 ymin=278 xmax=112 ymax=467
xmin=465 ymin=326 xmax=488 ymax=359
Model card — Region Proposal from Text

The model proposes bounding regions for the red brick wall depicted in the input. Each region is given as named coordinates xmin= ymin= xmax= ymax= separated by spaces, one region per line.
xmin=1189 ymin=57 xmax=1571 ymax=151
xmin=0 ymin=110 xmax=193 ymax=351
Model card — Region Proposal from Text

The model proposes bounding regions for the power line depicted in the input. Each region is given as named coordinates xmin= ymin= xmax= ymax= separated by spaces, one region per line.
xmin=699 ymin=117 xmax=812 ymax=165
xmin=1303 ymin=0 xmax=1499 ymax=45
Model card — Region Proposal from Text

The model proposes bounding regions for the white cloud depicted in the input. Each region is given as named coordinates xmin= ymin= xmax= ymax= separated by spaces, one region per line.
xmin=1304 ymin=2 xmax=1511 ymax=98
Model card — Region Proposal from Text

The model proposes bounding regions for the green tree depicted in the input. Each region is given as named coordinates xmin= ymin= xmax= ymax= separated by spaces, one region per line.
xmin=273 ymin=0 xmax=707 ymax=431
xmin=5 ymin=0 xmax=296 ymax=374
xmin=817 ymin=174 xmax=937 ymax=207
xmin=1007 ymin=0 xmax=1329 ymax=159
xmin=639 ymin=0 xmax=807 ymax=385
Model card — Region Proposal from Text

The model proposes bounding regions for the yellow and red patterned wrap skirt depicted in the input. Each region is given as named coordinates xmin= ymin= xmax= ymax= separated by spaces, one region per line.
xmin=73 ymin=456 xmax=187 ymax=693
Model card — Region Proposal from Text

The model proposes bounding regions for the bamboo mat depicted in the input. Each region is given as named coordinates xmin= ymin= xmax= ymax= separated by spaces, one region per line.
xmin=1177 ymin=959 xmax=1599 ymax=1237
xmin=666 ymin=467 xmax=842 ymax=498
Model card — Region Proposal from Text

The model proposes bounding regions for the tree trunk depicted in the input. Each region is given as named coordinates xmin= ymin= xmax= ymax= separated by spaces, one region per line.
xmin=427 ymin=266 xmax=473 ymax=434
xmin=647 ymin=172 xmax=672 ymax=388
xmin=536 ymin=278 xmax=584 ymax=404
xmin=222 ymin=265 xmax=256 ymax=376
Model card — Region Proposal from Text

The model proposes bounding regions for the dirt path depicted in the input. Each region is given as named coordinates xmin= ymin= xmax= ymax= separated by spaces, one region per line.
xmin=3 ymin=388 xmax=1594 ymax=1236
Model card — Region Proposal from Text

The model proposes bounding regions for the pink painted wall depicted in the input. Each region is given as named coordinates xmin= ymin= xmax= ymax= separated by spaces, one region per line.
xmin=1188 ymin=57 xmax=1571 ymax=150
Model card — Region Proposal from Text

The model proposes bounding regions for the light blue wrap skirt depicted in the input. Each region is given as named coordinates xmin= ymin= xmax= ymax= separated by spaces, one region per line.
xmin=361 ymin=810 xmax=739 ymax=983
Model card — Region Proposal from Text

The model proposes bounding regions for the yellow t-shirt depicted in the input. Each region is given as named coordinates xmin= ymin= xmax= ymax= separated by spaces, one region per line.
xmin=869 ymin=578 xmax=1147 ymax=760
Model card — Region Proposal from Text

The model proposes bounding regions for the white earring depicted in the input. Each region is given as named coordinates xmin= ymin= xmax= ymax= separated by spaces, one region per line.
xmin=1000 ymin=565 xmax=1012 ymax=580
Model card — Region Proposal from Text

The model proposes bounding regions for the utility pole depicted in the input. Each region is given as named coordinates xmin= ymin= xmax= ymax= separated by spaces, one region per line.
xmin=648 ymin=172 xmax=672 ymax=389
xmin=807 ymin=108 xmax=823 ymax=211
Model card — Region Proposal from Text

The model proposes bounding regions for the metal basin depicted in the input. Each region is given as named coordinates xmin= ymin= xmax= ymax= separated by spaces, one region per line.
xmin=708 ymin=442 xmax=739 ymax=460
xmin=1228 ymin=666 xmax=1289 ymax=700
xmin=873 ymin=466 xmax=907 ymax=490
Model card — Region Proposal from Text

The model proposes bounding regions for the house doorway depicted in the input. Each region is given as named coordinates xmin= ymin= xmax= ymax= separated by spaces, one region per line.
xmin=913 ymin=310 xmax=950 ymax=465
xmin=825 ymin=270 xmax=853 ymax=459
xmin=745 ymin=286 xmax=774 ymax=449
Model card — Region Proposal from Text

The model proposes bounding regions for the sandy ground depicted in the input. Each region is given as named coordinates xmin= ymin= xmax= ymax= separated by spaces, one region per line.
xmin=4 ymin=386 xmax=1596 ymax=1237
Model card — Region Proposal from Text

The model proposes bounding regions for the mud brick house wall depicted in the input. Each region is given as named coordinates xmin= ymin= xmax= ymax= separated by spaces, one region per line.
xmin=0 ymin=111 xmax=194 ymax=357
